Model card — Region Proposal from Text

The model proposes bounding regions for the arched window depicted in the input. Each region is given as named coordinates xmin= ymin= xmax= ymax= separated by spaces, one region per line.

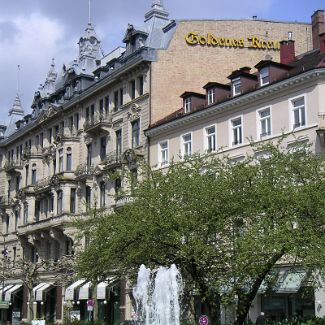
xmin=31 ymin=164 xmax=37 ymax=185
xmin=66 ymin=147 xmax=72 ymax=171
xmin=100 ymin=181 xmax=106 ymax=208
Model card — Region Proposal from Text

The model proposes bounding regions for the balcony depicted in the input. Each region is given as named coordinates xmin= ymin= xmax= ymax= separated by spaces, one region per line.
xmin=17 ymin=214 xmax=72 ymax=236
xmin=75 ymin=163 xmax=94 ymax=181
xmin=83 ymin=113 xmax=112 ymax=134
xmin=42 ymin=145 xmax=56 ymax=159
xmin=115 ymin=195 xmax=133 ymax=208
xmin=3 ymin=159 xmax=23 ymax=174
xmin=54 ymin=127 xmax=80 ymax=144
xmin=22 ymin=147 xmax=43 ymax=161
xmin=0 ymin=196 xmax=11 ymax=209
xmin=34 ymin=176 xmax=52 ymax=194
xmin=316 ymin=113 xmax=325 ymax=144
xmin=105 ymin=151 xmax=122 ymax=170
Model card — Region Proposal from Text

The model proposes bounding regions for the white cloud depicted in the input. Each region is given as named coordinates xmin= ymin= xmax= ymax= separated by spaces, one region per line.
xmin=0 ymin=13 xmax=74 ymax=120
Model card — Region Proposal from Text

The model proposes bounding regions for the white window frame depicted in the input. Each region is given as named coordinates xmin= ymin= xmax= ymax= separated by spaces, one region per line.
xmin=207 ymin=89 xmax=215 ymax=105
xmin=232 ymin=78 xmax=241 ymax=96
xmin=184 ymin=98 xmax=191 ymax=113
xmin=229 ymin=116 xmax=243 ymax=147
xmin=204 ymin=125 xmax=217 ymax=152
xmin=260 ymin=67 xmax=270 ymax=86
xmin=256 ymin=106 xmax=272 ymax=139
xmin=158 ymin=140 xmax=169 ymax=167
xmin=181 ymin=132 xmax=193 ymax=158
xmin=289 ymin=94 xmax=307 ymax=131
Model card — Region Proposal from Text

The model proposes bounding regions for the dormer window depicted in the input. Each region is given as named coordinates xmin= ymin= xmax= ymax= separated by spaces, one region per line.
xmin=184 ymin=98 xmax=192 ymax=113
xmin=232 ymin=78 xmax=241 ymax=96
xmin=260 ymin=67 xmax=270 ymax=86
xmin=207 ymin=89 xmax=215 ymax=105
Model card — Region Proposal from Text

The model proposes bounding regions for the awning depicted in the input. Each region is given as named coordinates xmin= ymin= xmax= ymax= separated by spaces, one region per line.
xmin=97 ymin=277 xmax=118 ymax=300
xmin=78 ymin=282 xmax=91 ymax=300
xmin=258 ymin=270 xmax=307 ymax=294
xmin=33 ymin=283 xmax=47 ymax=300
xmin=276 ymin=271 xmax=307 ymax=293
xmin=65 ymin=280 xmax=85 ymax=301
xmin=35 ymin=283 xmax=53 ymax=301
xmin=5 ymin=284 xmax=22 ymax=302
xmin=97 ymin=282 xmax=108 ymax=300
xmin=0 ymin=285 xmax=14 ymax=297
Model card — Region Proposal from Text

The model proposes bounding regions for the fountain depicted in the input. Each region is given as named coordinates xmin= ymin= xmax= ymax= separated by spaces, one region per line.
xmin=133 ymin=264 xmax=183 ymax=325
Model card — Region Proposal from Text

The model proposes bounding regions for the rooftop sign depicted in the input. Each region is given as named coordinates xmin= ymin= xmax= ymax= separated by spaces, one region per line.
xmin=185 ymin=32 xmax=280 ymax=50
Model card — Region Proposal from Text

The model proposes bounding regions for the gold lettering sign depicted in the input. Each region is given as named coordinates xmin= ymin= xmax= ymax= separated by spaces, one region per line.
xmin=185 ymin=32 xmax=280 ymax=51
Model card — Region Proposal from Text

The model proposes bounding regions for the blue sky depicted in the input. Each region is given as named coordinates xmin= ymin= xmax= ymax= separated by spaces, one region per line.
xmin=0 ymin=0 xmax=323 ymax=122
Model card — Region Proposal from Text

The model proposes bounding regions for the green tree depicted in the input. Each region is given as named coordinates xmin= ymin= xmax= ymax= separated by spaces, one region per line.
xmin=77 ymin=141 xmax=325 ymax=325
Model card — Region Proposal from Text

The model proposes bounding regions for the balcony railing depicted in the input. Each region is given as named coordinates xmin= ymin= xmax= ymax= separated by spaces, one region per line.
xmin=83 ymin=113 xmax=112 ymax=134
xmin=34 ymin=176 xmax=52 ymax=193
xmin=75 ymin=163 xmax=94 ymax=179
xmin=3 ymin=159 xmax=23 ymax=173
xmin=105 ymin=151 xmax=122 ymax=169
xmin=54 ymin=127 xmax=79 ymax=144
xmin=115 ymin=195 xmax=133 ymax=208
xmin=22 ymin=147 xmax=43 ymax=160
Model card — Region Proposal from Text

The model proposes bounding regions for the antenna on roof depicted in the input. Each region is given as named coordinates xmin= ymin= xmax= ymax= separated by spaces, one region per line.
xmin=17 ymin=65 xmax=21 ymax=95
xmin=88 ymin=0 xmax=92 ymax=24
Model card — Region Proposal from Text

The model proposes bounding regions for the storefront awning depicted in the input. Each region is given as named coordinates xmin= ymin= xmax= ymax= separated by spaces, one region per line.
xmin=5 ymin=284 xmax=22 ymax=302
xmin=65 ymin=279 xmax=85 ymax=301
xmin=33 ymin=283 xmax=47 ymax=300
xmin=78 ymin=282 xmax=91 ymax=300
xmin=259 ymin=270 xmax=307 ymax=294
xmin=35 ymin=283 xmax=53 ymax=302
xmin=0 ymin=285 xmax=14 ymax=297
xmin=97 ymin=277 xmax=118 ymax=300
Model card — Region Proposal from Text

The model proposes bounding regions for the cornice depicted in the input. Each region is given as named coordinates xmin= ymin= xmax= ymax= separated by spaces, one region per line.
xmin=145 ymin=68 xmax=325 ymax=137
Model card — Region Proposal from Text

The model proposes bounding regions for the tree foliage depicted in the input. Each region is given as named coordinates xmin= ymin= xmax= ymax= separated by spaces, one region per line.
xmin=77 ymin=141 xmax=325 ymax=324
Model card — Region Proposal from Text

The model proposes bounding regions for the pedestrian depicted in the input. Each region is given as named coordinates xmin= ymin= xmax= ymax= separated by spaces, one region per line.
xmin=256 ymin=311 xmax=266 ymax=325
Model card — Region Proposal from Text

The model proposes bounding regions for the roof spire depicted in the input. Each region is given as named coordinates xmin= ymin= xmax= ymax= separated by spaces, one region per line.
xmin=145 ymin=0 xmax=169 ymax=21
xmin=9 ymin=94 xmax=24 ymax=116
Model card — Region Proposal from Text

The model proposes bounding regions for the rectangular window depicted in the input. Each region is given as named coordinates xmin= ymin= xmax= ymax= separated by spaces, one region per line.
xmin=159 ymin=141 xmax=169 ymax=166
xmin=116 ymin=129 xmax=122 ymax=157
xmin=99 ymin=99 xmax=104 ymax=115
xmin=184 ymin=97 xmax=191 ymax=113
xmin=49 ymin=193 xmax=54 ymax=213
xmin=205 ymin=125 xmax=216 ymax=152
xmin=57 ymin=190 xmax=63 ymax=215
xmin=207 ymin=89 xmax=215 ymax=105
xmin=138 ymin=75 xmax=144 ymax=96
xmin=25 ymin=165 xmax=29 ymax=187
xmin=90 ymin=104 xmax=95 ymax=122
xmin=74 ymin=113 xmax=79 ymax=130
xmin=114 ymin=91 xmax=119 ymax=111
xmin=105 ymin=96 xmax=110 ymax=114
xmin=24 ymin=204 xmax=28 ymax=224
xmin=258 ymin=107 xmax=271 ymax=138
xmin=291 ymin=96 xmax=306 ymax=129
xmin=87 ymin=144 xmax=92 ymax=166
xmin=48 ymin=128 xmax=53 ymax=144
xmin=70 ymin=188 xmax=76 ymax=214
xmin=15 ymin=210 xmax=19 ymax=231
xmin=59 ymin=149 xmax=63 ymax=172
xmin=100 ymin=182 xmax=106 ymax=208
xmin=132 ymin=120 xmax=140 ymax=148
xmin=35 ymin=200 xmax=40 ymax=222
xmin=182 ymin=133 xmax=192 ymax=157
xmin=40 ymin=132 xmax=44 ymax=148
xmin=68 ymin=116 xmax=74 ymax=131
xmin=53 ymin=159 xmax=56 ymax=174
xmin=130 ymin=80 xmax=136 ymax=100
xmin=66 ymin=150 xmax=72 ymax=171
xmin=260 ymin=67 xmax=270 ymax=86
xmin=115 ymin=178 xmax=121 ymax=196
xmin=31 ymin=168 xmax=37 ymax=185
xmin=231 ymin=117 xmax=243 ymax=146
xmin=119 ymin=88 xmax=124 ymax=106
xmin=85 ymin=186 xmax=91 ymax=211
xmin=232 ymin=78 xmax=241 ymax=96
xmin=100 ymin=136 xmax=107 ymax=160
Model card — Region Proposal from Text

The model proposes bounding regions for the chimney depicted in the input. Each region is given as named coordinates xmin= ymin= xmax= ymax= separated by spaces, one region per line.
xmin=320 ymin=32 xmax=325 ymax=52
xmin=312 ymin=10 xmax=325 ymax=50
xmin=280 ymin=40 xmax=295 ymax=64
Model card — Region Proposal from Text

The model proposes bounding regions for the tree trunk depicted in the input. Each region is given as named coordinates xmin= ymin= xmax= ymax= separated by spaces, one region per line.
xmin=28 ymin=287 xmax=34 ymax=322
